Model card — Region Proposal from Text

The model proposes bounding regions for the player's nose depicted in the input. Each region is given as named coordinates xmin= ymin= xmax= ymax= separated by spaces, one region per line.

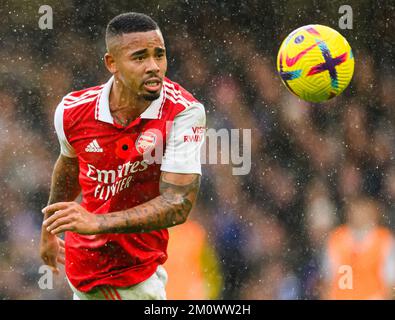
xmin=145 ymin=57 xmax=160 ymax=74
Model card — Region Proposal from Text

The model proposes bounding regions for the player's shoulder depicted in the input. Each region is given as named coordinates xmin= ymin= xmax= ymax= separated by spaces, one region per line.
xmin=163 ymin=77 xmax=205 ymax=112
xmin=376 ymin=226 xmax=394 ymax=240
xmin=328 ymin=225 xmax=349 ymax=243
xmin=59 ymin=83 xmax=105 ymax=110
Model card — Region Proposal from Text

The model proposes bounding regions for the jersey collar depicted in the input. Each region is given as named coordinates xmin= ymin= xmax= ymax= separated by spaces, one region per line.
xmin=96 ymin=76 xmax=165 ymax=124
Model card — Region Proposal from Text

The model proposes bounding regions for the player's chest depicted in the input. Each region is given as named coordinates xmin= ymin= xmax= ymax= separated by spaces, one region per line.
xmin=69 ymin=120 xmax=169 ymax=174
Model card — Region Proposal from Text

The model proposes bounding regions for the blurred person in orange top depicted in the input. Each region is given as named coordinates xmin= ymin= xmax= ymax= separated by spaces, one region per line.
xmin=164 ymin=213 xmax=222 ymax=300
xmin=321 ymin=196 xmax=395 ymax=300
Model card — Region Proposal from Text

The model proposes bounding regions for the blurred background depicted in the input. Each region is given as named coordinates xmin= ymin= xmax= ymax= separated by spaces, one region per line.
xmin=0 ymin=0 xmax=394 ymax=299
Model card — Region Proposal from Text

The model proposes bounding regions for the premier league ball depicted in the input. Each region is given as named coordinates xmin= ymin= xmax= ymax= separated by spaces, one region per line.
xmin=277 ymin=24 xmax=354 ymax=103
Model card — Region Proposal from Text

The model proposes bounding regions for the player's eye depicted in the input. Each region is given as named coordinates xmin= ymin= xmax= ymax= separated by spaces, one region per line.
xmin=132 ymin=55 xmax=145 ymax=61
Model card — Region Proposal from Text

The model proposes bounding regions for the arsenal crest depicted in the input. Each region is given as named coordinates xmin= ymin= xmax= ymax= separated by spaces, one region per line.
xmin=135 ymin=131 xmax=157 ymax=155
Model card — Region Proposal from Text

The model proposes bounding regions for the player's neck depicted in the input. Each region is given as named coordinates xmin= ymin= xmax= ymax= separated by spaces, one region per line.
xmin=109 ymin=79 xmax=150 ymax=124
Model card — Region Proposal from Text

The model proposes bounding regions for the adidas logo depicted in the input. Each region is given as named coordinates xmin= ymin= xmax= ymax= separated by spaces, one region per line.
xmin=85 ymin=139 xmax=103 ymax=153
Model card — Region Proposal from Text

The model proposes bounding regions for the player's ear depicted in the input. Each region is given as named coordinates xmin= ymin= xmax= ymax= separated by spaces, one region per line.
xmin=104 ymin=52 xmax=117 ymax=74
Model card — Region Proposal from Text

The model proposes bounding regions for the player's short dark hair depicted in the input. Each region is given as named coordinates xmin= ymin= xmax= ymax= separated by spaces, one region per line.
xmin=106 ymin=12 xmax=159 ymax=48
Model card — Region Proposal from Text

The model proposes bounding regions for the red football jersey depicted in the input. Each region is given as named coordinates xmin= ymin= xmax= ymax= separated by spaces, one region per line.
xmin=54 ymin=76 xmax=206 ymax=292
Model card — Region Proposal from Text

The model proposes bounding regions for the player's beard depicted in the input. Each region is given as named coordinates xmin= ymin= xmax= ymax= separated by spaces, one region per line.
xmin=141 ymin=82 xmax=162 ymax=101
xmin=142 ymin=91 xmax=161 ymax=101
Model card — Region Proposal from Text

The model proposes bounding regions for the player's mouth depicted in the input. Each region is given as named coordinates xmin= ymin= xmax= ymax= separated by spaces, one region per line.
xmin=143 ymin=78 xmax=162 ymax=92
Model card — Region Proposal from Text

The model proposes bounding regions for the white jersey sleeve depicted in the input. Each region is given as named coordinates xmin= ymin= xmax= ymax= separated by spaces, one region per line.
xmin=160 ymin=103 xmax=206 ymax=175
xmin=54 ymin=100 xmax=77 ymax=158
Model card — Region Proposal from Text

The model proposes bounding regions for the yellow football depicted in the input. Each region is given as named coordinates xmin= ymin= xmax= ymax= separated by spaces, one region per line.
xmin=277 ymin=24 xmax=354 ymax=103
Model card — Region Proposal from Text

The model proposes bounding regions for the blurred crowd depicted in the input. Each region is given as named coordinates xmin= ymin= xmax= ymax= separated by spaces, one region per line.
xmin=0 ymin=1 xmax=394 ymax=299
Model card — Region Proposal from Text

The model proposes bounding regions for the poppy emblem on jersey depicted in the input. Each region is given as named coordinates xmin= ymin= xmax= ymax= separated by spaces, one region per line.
xmin=115 ymin=136 xmax=134 ymax=160
xmin=135 ymin=131 xmax=157 ymax=155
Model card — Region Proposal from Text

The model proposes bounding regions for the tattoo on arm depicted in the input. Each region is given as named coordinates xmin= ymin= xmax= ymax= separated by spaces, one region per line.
xmin=97 ymin=173 xmax=201 ymax=233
